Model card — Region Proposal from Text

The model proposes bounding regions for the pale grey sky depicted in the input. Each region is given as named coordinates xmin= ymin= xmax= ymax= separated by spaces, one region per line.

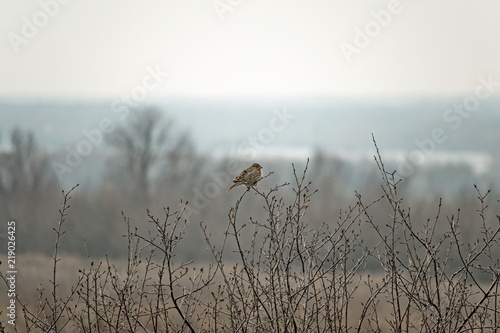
xmin=1 ymin=0 xmax=499 ymax=98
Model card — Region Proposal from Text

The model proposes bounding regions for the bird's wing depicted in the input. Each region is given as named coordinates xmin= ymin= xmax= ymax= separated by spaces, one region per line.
xmin=234 ymin=169 xmax=248 ymax=182
xmin=244 ymin=170 xmax=256 ymax=182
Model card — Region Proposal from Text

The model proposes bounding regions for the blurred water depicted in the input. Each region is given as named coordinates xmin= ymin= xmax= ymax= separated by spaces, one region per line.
xmin=2 ymin=96 xmax=500 ymax=152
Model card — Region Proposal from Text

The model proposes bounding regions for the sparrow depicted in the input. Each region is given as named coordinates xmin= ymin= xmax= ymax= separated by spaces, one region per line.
xmin=228 ymin=163 xmax=263 ymax=191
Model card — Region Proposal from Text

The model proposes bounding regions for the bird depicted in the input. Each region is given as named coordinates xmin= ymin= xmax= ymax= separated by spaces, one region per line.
xmin=228 ymin=163 xmax=263 ymax=191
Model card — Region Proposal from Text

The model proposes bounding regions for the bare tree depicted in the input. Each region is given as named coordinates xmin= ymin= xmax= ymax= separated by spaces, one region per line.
xmin=106 ymin=108 xmax=174 ymax=202
xmin=0 ymin=127 xmax=55 ymax=218
xmin=0 ymin=128 xmax=51 ymax=193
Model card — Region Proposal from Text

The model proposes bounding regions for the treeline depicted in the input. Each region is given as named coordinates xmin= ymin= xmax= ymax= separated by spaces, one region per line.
xmin=0 ymin=108 xmax=498 ymax=261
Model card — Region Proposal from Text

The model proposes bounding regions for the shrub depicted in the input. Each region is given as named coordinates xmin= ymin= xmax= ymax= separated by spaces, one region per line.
xmin=2 ymin=145 xmax=499 ymax=332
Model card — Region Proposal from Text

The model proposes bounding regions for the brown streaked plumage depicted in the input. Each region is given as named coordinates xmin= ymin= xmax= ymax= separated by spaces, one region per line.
xmin=228 ymin=163 xmax=263 ymax=191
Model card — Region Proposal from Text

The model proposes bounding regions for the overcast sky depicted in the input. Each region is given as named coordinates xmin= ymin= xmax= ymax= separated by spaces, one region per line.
xmin=1 ymin=0 xmax=499 ymax=99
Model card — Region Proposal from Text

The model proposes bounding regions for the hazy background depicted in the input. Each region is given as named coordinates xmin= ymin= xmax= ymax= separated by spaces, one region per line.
xmin=1 ymin=0 xmax=500 ymax=258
